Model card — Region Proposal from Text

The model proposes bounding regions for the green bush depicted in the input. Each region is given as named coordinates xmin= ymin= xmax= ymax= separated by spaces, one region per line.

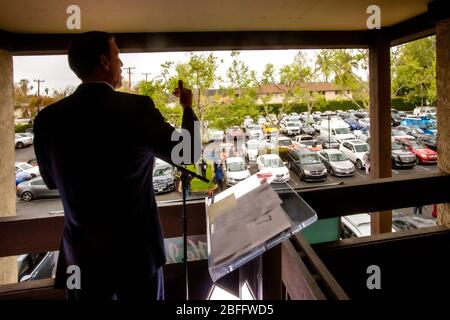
xmin=391 ymin=97 xmax=416 ymax=111
xmin=15 ymin=123 xmax=33 ymax=133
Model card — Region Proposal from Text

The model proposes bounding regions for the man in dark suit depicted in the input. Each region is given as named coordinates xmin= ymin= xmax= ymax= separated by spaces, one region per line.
xmin=33 ymin=31 xmax=200 ymax=300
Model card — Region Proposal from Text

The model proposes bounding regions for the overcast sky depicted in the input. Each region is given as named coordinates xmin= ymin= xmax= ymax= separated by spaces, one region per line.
xmin=13 ymin=49 xmax=320 ymax=95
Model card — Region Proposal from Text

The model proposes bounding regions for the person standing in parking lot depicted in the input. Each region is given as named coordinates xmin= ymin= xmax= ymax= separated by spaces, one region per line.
xmin=33 ymin=31 xmax=200 ymax=300
xmin=363 ymin=152 xmax=370 ymax=174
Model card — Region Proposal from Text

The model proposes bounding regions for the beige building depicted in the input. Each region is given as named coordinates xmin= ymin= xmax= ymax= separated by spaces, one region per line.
xmin=256 ymin=83 xmax=352 ymax=105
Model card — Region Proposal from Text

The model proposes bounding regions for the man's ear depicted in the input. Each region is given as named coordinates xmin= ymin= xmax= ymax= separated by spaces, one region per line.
xmin=100 ymin=55 xmax=111 ymax=71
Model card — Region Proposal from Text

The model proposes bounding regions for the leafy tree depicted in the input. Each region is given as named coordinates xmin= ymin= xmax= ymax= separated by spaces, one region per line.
xmin=391 ymin=36 xmax=436 ymax=107
xmin=330 ymin=49 xmax=369 ymax=109
xmin=315 ymin=49 xmax=334 ymax=82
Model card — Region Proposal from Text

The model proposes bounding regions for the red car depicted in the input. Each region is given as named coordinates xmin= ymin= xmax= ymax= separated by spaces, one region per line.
xmin=398 ymin=139 xmax=437 ymax=164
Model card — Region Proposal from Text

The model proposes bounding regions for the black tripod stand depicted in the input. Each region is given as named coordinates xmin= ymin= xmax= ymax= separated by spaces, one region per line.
xmin=171 ymin=163 xmax=209 ymax=300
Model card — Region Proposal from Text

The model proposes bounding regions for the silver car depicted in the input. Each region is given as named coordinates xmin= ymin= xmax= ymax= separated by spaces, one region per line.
xmin=153 ymin=160 xmax=175 ymax=194
xmin=318 ymin=149 xmax=356 ymax=177
xmin=16 ymin=177 xmax=60 ymax=201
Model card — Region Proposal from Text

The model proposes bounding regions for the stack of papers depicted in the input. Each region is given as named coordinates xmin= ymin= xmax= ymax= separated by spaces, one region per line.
xmin=208 ymin=175 xmax=292 ymax=266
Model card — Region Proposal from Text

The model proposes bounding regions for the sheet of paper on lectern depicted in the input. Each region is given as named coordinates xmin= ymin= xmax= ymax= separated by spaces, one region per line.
xmin=209 ymin=175 xmax=292 ymax=265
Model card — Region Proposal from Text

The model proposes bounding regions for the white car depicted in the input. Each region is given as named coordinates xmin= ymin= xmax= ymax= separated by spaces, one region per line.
xmin=341 ymin=213 xmax=397 ymax=238
xmin=245 ymin=124 xmax=264 ymax=139
xmin=242 ymin=139 xmax=273 ymax=164
xmin=212 ymin=130 xmax=225 ymax=141
xmin=391 ymin=129 xmax=415 ymax=141
xmin=15 ymin=162 xmax=40 ymax=177
xmin=358 ymin=117 xmax=370 ymax=129
xmin=339 ymin=140 xmax=370 ymax=170
xmin=282 ymin=121 xmax=301 ymax=136
xmin=256 ymin=154 xmax=290 ymax=184
xmin=224 ymin=157 xmax=251 ymax=186
xmin=258 ymin=117 xmax=267 ymax=126
xmin=14 ymin=133 xmax=33 ymax=149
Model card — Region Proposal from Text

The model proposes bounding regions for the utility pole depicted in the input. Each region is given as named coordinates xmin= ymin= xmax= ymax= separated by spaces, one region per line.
xmin=142 ymin=72 xmax=151 ymax=82
xmin=33 ymin=79 xmax=45 ymax=96
xmin=123 ymin=67 xmax=135 ymax=90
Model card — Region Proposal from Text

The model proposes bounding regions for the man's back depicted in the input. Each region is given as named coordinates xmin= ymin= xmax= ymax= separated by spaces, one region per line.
xmin=34 ymin=83 xmax=182 ymax=289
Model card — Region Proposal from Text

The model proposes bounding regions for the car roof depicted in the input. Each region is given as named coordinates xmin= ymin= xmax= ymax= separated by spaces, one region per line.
xmin=293 ymin=147 xmax=314 ymax=154
xmin=346 ymin=139 xmax=366 ymax=145
xmin=321 ymin=149 xmax=342 ymax=154
xmin=226 ymin=157 xmax=245 ymax=163
xmin=259 ymin=154 xmax=281 ymax=160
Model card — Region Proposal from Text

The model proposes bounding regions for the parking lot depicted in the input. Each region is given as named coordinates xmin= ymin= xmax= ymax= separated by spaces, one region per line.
xmin=15 ymin=137 xmax=439 ymax=217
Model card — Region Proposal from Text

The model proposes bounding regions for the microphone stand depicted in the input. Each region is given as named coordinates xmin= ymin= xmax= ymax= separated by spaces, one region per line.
xmin=160 ymin=156 xmax=209 ymax=300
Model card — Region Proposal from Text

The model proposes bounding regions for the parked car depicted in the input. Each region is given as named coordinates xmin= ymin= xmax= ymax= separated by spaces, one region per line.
xmin=153 ymin=159 xmax=175 ymax=194
xmin=18 ymin=251 xmax=59 ymax=282
xmin=344 ymin=116 xmax=363 ymax=131
xmin=224 ymin=157 xmax=251 ymax=186
xmin=392 ymin=213 xmax=437 ymax=231
xmin=391 ymin=140 xmax=416 ymax=168
xmin=15 ymin=171 xmax=32 ymax=186
xmin=339 ymin=140 xmax=370 ymax=170
xmin=281 ymin=121 xmax=301 ymax=136
xmin=341 ymin=213 xmax=397 ymax=238
xmin=317 ymin=149 xmax=355 ymax=176
xmin=16 ymin=176 xmax=60 ymax=201
xmin=256 ymin=154 xmax=290 ymax=184
xmin=270 ymin=136 xmax=293 ymax=160
xmin=391 ymin=129 xmax=415 ymax=141
xmin=353 ymin=129 xmax=369 ymax=143
xmin=245 ymin=124 xmax=264 ymax=140
xmin=398 ymin=139 xmax=438 ymax=164
xmin=418 ymin=135 xmax=437 ymax=151
xmin=396 ymin=125 xmax=429 ymax=140
xmin=301 ymin=124 xmax=316 ymax=135
xmin=317 ymin=134 xmax=340 ymax=149
xmin=14 ymin=133 xmax=33 ymax=149
xmin=287 ymin=147 xmax=327 ymax=181
xmin=211 ymin=129 xmax=225 ymax=141
xmin=296 ymin=139 xmax=322 ymax=152
xmin=15 ymin=161 xmax=40 ymax=177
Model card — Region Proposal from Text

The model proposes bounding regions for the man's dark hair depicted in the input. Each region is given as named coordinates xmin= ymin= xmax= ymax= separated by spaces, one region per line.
xmin=68 ymin=31 xmax=114 ymax=80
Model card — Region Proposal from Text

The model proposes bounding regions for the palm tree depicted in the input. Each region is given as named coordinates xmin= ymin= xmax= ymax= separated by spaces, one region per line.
xmin=315 ymin=49 xmax=334 ymax=82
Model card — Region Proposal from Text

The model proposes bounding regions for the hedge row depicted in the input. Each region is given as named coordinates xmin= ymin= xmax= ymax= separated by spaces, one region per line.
xmin=257 ymin=97 xmax=416 ymax=114
xmin=15 ymin=123 xmax=33 ymax=133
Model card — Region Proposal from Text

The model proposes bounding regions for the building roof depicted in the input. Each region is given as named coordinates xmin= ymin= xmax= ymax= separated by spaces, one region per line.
xmin=257 ymin=83 xmax=347 ymax=94
xmin=0 ymin=0 xmax=430 ymax=33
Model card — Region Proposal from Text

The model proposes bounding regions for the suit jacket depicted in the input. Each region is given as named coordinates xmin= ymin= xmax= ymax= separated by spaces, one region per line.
xmin=33 ymin=83 xmax=199 ymax=290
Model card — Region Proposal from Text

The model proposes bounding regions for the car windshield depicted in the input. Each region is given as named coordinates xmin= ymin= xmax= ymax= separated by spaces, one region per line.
xmin=300 ymin=154 xmax=321 ymax=164
xmin=278 ymin=139 xmax=292 ymax=146
xmin=154 ymin=166 xmax=172 ymax=176
xmin=392 ymin=130 xmax=407 ymax=136
xmin=287 ymin=122 xmax=298 ymax=127
xmin=301 ymin=140 xmax=317 ymax=146
xmin=264 ymin=158 xmax=284 ymax=168
xmin=228 ymin=162 xmax=247 ymax=172
xmin=392 ymin=142 xmax=405 ymax=150
xmin=322 ymin=136 xmax=337 ymax=143
xmin=410 ymin=141 xmax=426 ymax=149
xmin=424 ymin=123 xmax=437 ymax=130
xmin=335 ymin=128 xmax=350 ymax=134
xmin=354 ymin=144 xmax=369 ymax=153
xmin=19 ymin=163 xmax=33 ymax=170
xmin=328 ymin=153 xmax=349 ymax=161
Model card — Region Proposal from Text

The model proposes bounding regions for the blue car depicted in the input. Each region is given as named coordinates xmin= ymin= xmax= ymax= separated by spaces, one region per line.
xmin=15 ymin=171 xmax=32 ymax=186
xmin=400 ymin=116 xmax=437 ymax=135
xmin=344 ymin=117 xmax=362 ymax=130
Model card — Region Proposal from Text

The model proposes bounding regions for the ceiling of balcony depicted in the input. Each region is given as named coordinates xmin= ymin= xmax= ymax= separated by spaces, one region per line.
xmin=0 ymin=0 xmax=431 ymax=34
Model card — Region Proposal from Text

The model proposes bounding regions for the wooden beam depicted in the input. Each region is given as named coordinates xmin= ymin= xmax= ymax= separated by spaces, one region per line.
xmin=299 ymin=173 xmax=450 ymax=219
xmin=387 ymin=13 xmax=435 ymax=47
xmin=368 ymin=30 xmax=392 ymax=235
xmin=4 ymin=30 xmax=370 ymax=55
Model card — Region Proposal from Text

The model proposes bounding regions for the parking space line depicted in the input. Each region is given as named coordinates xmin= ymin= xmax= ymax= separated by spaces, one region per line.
xmin=392 ymin=169 xmax=399 ymax=174
xmin=355 ymin=172 xmax=366 ymax=178
xmin=417 ymin=165 xmax=430 ymax=171
xmin=327 ymin=177 xmax=334 ymax=182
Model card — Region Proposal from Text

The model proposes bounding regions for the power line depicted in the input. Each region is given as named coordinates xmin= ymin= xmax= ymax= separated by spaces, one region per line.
xmin=142 ymin=72 xmax=152 ymax=82
xmin=33 ymin=79 xmax=45 ymax=96
xmin=123 ymin=67 xmax=135 ymax=90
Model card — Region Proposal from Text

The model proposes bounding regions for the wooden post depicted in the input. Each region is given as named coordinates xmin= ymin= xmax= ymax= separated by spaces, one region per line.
xmin=368 ymin=31 xmax=393 ymax=234
xmin=0 ymin=49 xmax=18 ymax=284
xmin=436 ymin=17 xmax=450 ymax=226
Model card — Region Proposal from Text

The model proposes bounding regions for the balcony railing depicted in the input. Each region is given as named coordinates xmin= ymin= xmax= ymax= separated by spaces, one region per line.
xmin=1 ymin=172 xmax=449 ymax=299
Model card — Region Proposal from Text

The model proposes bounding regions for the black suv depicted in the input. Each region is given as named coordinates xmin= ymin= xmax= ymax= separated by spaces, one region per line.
xmin=287 ymin=147 xmax=327 ymax=181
